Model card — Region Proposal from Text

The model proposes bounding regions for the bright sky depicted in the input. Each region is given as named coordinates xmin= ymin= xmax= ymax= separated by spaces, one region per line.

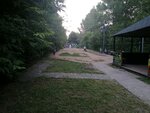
xmin=59 ymin=0 xmax=101 ymax=36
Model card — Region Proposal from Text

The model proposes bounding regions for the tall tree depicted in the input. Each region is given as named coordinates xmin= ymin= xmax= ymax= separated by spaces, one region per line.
xmin=68 ymin=32 xmax=80 ymax=45
xmin=80 ymin=0 xmax=150 ymax=52
xmin=0 ymin=0 xmax=67 ymax=81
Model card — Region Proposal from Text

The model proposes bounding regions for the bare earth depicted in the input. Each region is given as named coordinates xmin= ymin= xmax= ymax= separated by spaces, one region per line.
xmin=52 ymin=48 xmax=113 ymax=63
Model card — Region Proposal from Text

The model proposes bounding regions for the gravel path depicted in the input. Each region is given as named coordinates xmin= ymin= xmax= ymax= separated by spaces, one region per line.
xmin=19 ymin=59 xmax=50 ymax=81
xmin=43 ymin=72 xmax=111 ymax=80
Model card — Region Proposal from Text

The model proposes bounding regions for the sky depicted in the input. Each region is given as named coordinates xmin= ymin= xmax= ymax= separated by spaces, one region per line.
xmin=59 ymin=0 xmax=101 ymax=36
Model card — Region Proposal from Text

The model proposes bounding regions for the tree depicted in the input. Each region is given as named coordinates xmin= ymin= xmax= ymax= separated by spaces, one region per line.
xmin=0 ymin=0 xmax=67 ymax=81
xmin=68 ymin=32 xmax=80 ymax=46
xmin=80 ymin=0 xmax=150 ymax=52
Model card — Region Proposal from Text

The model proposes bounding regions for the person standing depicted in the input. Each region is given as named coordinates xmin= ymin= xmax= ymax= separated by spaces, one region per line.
xmin=84 ymin=46 xmax=87 ymax=51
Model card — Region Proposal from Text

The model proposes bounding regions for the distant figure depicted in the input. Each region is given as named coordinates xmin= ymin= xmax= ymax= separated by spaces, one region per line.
xmin=84 ymin=46 xmax=87 ymax=52
xmin=104 ymin=48 xmax=107 ymax=53
xmin=52 ymin=48 xmax=56 ymax=55
xmin=69 ymin=45 xmax=71 ymax=48
xmin=100 ymin=48 xmax=102 ymax=53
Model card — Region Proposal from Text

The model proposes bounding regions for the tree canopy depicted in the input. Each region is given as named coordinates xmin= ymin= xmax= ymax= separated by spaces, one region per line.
xmin=0 ymin=0 xmax=67 ymax=81
xmin=68 ymin=32 xmax=80 ymax=45
xmin=80 ymin=0 xmax=150 ymax=52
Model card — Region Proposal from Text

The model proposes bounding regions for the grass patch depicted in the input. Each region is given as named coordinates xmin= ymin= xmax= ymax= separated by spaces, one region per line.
xmin=60 ymin=52 xmax=83 ymax=57
xmin=0 ymin=77 xmax=150 ymax=113
xmin=45 ymin=59 xmax=102 ymax=74
xmin=108 ymin=63 xmax=120 ymax=69
xmin=138 ymin=76 xmax=150 ymax=84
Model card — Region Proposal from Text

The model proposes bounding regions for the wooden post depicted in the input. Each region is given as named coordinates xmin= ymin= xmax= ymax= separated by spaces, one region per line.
xmin=140 ymin=37 xmax=144 ymax=53
xmin=148 ymin=56 xmax=150 ymax=76
xmin=121 ymin=37 xmax=124 ymax=51
xmin=130 ymin=37 xmax=133 ymax=53
xmin=141 ymin=37 xmax=144 ymax=53
xmin=113 ymin=37 xmax=116 ymax=52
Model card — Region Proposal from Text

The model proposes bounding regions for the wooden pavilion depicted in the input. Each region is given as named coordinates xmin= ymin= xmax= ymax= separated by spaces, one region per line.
xmin=113 ymin=16 xmax=150 ymax=76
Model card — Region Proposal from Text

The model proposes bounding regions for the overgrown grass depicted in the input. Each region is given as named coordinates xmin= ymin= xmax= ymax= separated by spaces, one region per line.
xmin=60 ymin=52 xmax=83 ymax=57
xmin=0 ymin=77 xmax=150 ymax=113
xmin=45 ymin=59 xmax=102 ymax=74
xmin=138 ymin=76 xmax=150 ymax=84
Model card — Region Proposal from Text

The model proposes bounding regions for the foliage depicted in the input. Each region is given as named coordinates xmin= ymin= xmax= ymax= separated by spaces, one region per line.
xmin=138 ymin=77 xmax=150 ymax=84
xmin=80 ymin=0 xmax=150 ymax=52
xmin=0 ymin=0 xmax=67 ymax=81
xmin=1 ymin=77 xmax=150 ymax=113
xmin=68 ymin=32 xmax=80 ymax=46
xmin=80 ymin=32 xmax=93 ymax=49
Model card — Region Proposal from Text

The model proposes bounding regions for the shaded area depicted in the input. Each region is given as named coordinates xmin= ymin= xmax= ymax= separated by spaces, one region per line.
xmin=122 ymin=53 xmax=149 ymax=65
xmin=1 ymin=77 xmax=150 ymax=113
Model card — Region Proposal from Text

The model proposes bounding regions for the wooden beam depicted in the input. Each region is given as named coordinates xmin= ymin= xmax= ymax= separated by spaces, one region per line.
xmin=130 ymin=37 xmax=133 ymax=53
xmin=140 ymin=37 xmax=144 ymax=53
xmin=113 ymin=37 xmax=116 ymax=51
xmin=121 ymin=37 xmax=124 ymax=51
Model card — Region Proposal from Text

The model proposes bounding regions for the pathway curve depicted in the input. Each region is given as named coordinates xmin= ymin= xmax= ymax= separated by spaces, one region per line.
xmin=19 ymin=56 xmax=51 ymax=81
xmin=92 ymin=57 xmax=150 ymax=106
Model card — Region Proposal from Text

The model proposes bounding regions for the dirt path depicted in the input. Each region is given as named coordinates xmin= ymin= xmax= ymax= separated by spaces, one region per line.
xmin=19 ymin=48 xmax=112 ymax=81
xmin=52 ymin=48 xmax=113 ymax=63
